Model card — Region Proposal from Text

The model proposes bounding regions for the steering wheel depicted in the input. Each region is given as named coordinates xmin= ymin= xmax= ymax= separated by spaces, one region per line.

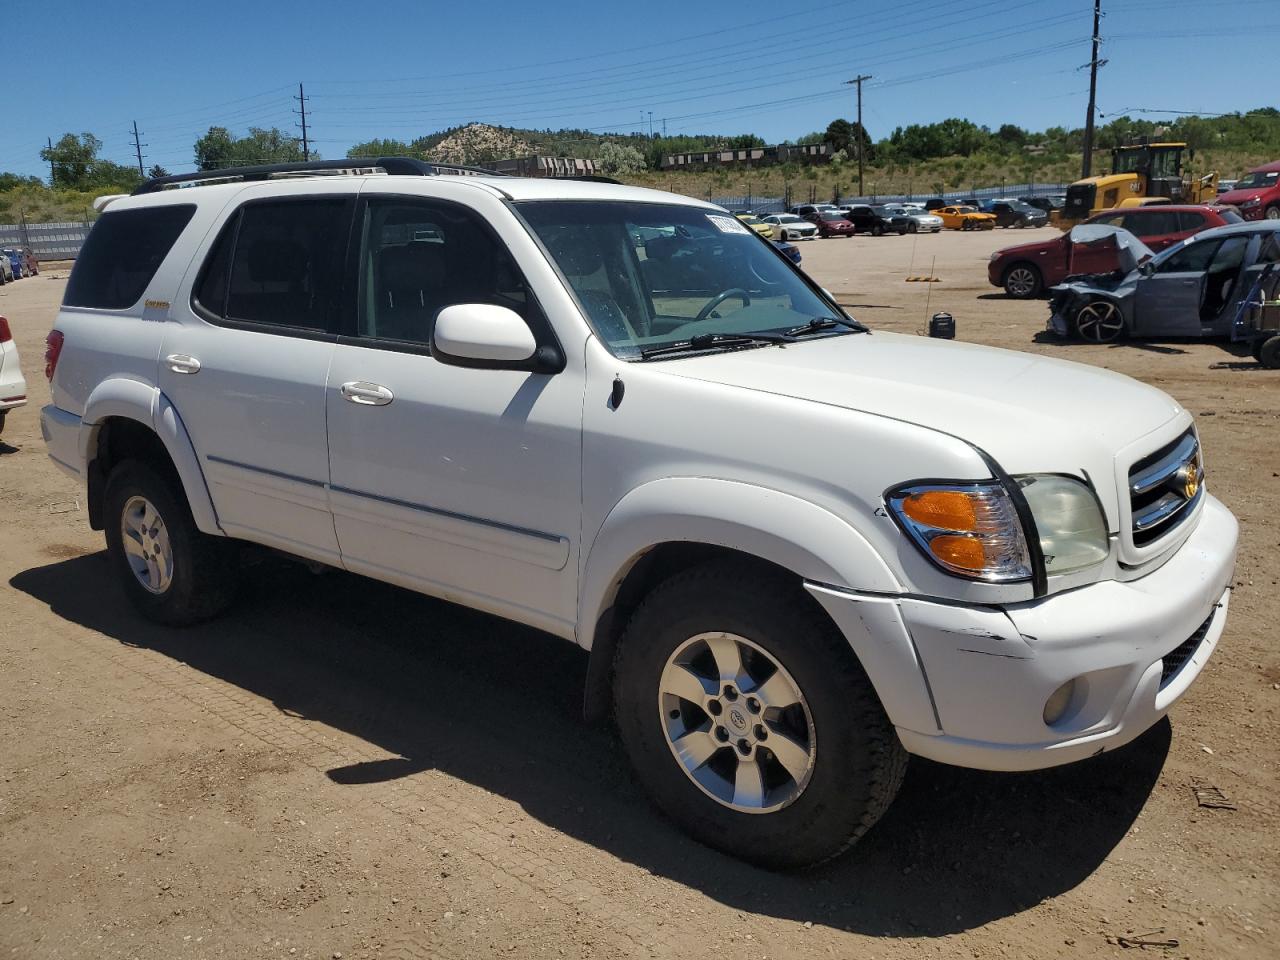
xmin=694 ymin=288 xmax=751 ymax=322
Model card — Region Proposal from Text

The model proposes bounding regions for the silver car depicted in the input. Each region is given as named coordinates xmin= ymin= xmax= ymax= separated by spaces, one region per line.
xmin=760 ymin=214 xmax=819 ymax=241
xmin=884 ymin=205 xmax=943 ymax=233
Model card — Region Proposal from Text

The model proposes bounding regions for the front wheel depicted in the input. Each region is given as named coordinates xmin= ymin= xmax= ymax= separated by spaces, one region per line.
xmin=907 ymin=222 xmax=918 ymax=234
xmin=104 ymin=460 xmax=239 ymax=624
xmin=613 ymin=559 xmax=906 ymax=870
xmin=871 ymin=224 xmax=883 ymax=237
xmin=1074 ymin=299 xmax=1126 ymax=343
xmin=1263 ymin=205 xmax=1280 ymax=220
xmin=1259 ymin=335 xmax=1280 ymax=369
xmin=1003 ymin=263 xmax=1043 ymax=299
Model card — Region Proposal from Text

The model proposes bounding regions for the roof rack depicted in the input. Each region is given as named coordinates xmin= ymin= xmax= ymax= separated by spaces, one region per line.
xmin=131 ymin=156 xmax=508 ymax=195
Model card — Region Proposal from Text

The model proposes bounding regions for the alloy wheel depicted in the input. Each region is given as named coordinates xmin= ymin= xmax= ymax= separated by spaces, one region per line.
xmin=1005 ymin=266 xmax=1039 ymax=298
xmin=658 ymin=632 xmax=816 ymax=813
xmin=1076 ymin=300 xmax=1124 ymax=342
xmin=120 ymin=495 xmax=174 ymax=594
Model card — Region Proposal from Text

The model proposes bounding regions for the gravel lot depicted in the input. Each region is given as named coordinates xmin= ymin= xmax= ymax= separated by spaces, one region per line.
xmin=0 ymin=228 xmax=1276 ymax=960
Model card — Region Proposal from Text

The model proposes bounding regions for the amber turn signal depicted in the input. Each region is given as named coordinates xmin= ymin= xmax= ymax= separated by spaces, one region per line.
xmin=928 ymin=534 xmax=987 ymax=571
xmin=901 ymin=490 xmax=977 ymax=532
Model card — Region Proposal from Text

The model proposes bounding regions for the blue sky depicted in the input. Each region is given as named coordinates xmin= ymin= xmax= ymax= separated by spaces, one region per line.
xmin=2 ymin=0 xmax=1275 ymax=179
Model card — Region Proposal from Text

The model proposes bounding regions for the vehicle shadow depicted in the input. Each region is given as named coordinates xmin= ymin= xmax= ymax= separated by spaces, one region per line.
xmin=11 ymin=553 xmax=1170 ymax=937
xmin=0 ymin=440 xmax=18 ymax=455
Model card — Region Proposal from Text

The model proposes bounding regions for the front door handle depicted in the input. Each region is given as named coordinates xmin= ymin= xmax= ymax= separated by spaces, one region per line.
xmin=340 ymin=381 xmax=394 ymax=406
xmin=166 ymin=354 xmax=201 ymax=375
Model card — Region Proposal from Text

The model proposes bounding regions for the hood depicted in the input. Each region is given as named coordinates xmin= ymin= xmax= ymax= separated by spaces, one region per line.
xmin=995 ymin=235 xmax=1063 ymax=259
xmin=1216 ymin=188 xmax=1266 ymax=206
xmin=661 ymin=332 xmax=1184 ymax=513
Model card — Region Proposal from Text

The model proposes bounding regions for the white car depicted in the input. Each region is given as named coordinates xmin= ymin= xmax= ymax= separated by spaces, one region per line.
xmin=0 ymin=315 xmax=27 ymax=436
xmin=884 ymin=205 xmax=943 ymax=233
xmin=41 ymin=159 xmax=1237 ymax=870
xmin=759 ymin=213 xmax=818 ymax=241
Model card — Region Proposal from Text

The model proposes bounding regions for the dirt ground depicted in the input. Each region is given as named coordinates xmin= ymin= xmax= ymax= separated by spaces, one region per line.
xmin=0 ymin=230 xmax=1276 ymax=960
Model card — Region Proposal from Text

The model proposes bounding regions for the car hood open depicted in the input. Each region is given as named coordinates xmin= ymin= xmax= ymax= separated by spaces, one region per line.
xmin=662 ymin=331 xmax=1184 ymax=508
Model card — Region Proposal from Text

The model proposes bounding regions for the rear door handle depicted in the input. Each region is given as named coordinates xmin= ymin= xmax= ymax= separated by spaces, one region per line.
xmin=166 ymin=354 xmax=201 ymax=375
xmin=340 ymin=381 xmax=394 ymax=406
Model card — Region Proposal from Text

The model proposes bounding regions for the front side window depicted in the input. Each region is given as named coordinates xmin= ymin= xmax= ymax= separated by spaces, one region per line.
xmin=1156 ymin=238 xmax=1220 ymax=274
xmin=357 ymin=198 xmax=533 ymax=347
xmin=211 ymin=199 xmax=350 ymax=331
xmin=64 ymin=204 xmax=195 ymax=309
xmin=518 ymin=200 xmax=850 ymax=360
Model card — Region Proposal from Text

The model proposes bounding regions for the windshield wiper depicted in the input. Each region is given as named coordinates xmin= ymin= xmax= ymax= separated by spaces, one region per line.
xmin=784 ymin=315 xmax=867 ymax=337
xmin=639 ymin=331 xmax=794 ymax=360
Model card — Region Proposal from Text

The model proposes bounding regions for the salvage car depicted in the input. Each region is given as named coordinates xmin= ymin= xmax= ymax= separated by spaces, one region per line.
xmin=803 ymin=209 xmax=857 ymax=238
xmin=772 ymin=238 xmax=802 ymax=265
xmin=0 ymin=315 xmax=27 ymax=435
xmin=759 ymin=213 xmax=818 ymax=241
xmin=1048 ymin=221 xmax=1280 ymax=342
xmin=1214 ymin=160 xmax=1280 ymax=221
xmin=979 ymin=199 xmax=1048 ymax=229
xmin=732 ymin=212 xmax=775 ymax=239
xmin=1020 ymin=195 xmax=1066 ymax=215
xmin=936 ymin=204 xmax=996 ymax=231
xmin=838 ymin=205 xmax=910 ymax=236
xmin=41 ymin=158 xmax=1238 ymax=870
xmin=884 ymin=205 xmax=943 ymax=233
xmin=989 ymin=204 xmax=1241 ymax=299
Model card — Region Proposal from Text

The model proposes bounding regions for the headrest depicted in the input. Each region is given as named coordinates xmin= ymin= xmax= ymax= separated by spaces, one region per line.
xmin=644 ymin=236 xmax=683 ymax=262
xmin=378 ymin=242 xmax=446 ymax=289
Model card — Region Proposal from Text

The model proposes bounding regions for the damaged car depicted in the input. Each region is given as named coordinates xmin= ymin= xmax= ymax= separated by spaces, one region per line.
xmin=1048 ymin=221 xmax=1280 ymax=343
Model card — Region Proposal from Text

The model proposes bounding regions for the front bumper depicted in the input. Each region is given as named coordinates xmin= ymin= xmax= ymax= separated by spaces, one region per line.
xmin=812 ymin=494 xmax=1237 ymax=772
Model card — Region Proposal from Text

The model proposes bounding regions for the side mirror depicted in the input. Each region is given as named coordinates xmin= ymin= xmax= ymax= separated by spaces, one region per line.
xmin=432 ymin=304 xmax=538 ymax=367
xmin=1139 ymin=260 xmax=1156 ymax=277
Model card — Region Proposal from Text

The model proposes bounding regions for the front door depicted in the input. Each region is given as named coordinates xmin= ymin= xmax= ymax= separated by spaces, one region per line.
xmin=1132 ymin=237 xmax=1220 ymax=336
xmin=324 ymin=194 xmax=583 ymax=637
xmin=160 ymin=192 xmax=353 ymax=564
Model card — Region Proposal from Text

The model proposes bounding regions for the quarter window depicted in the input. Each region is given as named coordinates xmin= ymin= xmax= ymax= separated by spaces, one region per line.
xmin=357 ymin=198 xmax=533 ymax=347
xmin=1157 ymin=240 xmax=1220 ymax=274
xmin=64 ymin=205 xmax=195 ymax=309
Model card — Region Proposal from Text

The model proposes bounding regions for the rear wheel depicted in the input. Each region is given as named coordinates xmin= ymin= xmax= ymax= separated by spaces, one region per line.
xmin=907 ymin=222 xmax=918 ymax=234
xmin=871 ymin=224 xmax=883 ymax=237
xmin=1259 ymin=335 xmax=1280 ymax=369
xmin=613 ymin=559 xmax=906 ymax=870
xmin=1003 ymin=263 xmax=1043 ymax=299
xmin=1074 ymin=299 xmax=1126 ymax=343
xmin=104 ymin=460 xmax=239 ymax=624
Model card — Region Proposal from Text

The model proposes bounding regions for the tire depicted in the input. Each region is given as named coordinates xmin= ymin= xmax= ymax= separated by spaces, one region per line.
xmin=103 ymin=460 xmax=239 ymax=625
xmin=1074 ymin=299 xmax=1126 ymax=343
xmin=780 ymin=231 xmax=789 ymax=241
xmin=871 ymin=224 xmax=883 ymax=237
xmin=1260 ymin=335 xmax=1280 ymax=369
xmin=1002 ymin=263 xmax=1043 ymax=299
xmin=612 ymin=559 xmax=907 ymax=870
xmin=1264 ymin=205 xmax=1280 ymax=221
xmin=0 ymin=410 xmax=6 ymax=436
xmin=907 ymin=222 xmax=918 ymax=234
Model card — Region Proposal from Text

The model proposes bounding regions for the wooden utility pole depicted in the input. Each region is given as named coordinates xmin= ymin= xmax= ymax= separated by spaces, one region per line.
xmin=845 ymin=75 xmax=872 ymax=197
xmin=1081 ymin=0 xmax=1104 ymax=178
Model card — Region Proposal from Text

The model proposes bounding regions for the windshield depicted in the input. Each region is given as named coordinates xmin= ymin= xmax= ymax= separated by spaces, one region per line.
xmin=738 ymin=216 xmax=764 ymax=225
xmin=955 ymin=206 xmax=977 ymax=213
xmin=870 ymin=206 xmax=894 ymax=216
xmin=819 ymin=211 xmax=847 ymax=221
xmin=1234 ymin=170 xmax=1278 ymax=190
xmin=518 ymin=200 xmax=854 ymax=360
xmin=776 ymin=215 xmax=804 ymax=223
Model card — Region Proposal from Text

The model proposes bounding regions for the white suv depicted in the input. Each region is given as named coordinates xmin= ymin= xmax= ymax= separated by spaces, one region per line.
xmin=41 ymin=159 xmax=1238 ymax=869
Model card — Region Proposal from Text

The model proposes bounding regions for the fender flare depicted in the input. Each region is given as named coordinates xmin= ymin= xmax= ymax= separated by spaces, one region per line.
xmin=80 ymin=379 xmax=221 ymax=535
xmin=578 ymin=478 xmax=938 ymax=731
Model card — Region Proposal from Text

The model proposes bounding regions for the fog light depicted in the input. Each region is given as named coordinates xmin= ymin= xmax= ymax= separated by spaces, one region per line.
xmin=1043 ymin=680 xmax=1076 ymax=726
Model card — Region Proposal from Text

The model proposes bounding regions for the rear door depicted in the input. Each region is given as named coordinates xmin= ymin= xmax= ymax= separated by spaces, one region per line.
xmin=1122 ymin=210 xmax=1182 ymax=250
xmin=160 ymin=187 xmax=354 ymax=565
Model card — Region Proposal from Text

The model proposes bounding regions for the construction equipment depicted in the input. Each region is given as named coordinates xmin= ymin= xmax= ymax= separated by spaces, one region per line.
xmin=1054 ymin=141 xmax=1218 ymax=228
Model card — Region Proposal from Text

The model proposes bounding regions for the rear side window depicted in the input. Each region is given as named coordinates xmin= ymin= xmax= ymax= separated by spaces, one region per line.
xmin=1177 ymin=212 xmax=1206 ymax=232
xmin=1124 ymin=211 xmax=1179 ymax=237
xmin=193 ymin=199 xmax=350 ymax=332
xmin=64 ymin=205 xmax=195 ymax=309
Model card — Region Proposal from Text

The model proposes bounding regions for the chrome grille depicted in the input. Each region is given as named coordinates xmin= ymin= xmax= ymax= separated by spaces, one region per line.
xmin=1128 ymin=430 xmax=1202 ymax=548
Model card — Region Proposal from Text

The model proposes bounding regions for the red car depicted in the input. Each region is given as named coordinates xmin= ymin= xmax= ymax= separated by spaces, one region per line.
xmin=802 ymin=209 xmax=856 ymax=238
xmin=1215 ymin=160 xmax=1280 ymax=221
xmin=988 ymin=204 xmax=1242 ymax=298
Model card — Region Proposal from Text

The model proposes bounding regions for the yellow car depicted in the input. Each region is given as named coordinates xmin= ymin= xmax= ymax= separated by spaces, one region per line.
xmin=734 ymin=212 xmax=775 ymax=239
xmin=936 ymin=205 xmax=997 ymax=231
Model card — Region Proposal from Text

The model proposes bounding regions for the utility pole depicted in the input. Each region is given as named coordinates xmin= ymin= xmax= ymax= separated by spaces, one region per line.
xmin=662 ymin=118 xmax=667 ymax=137
xmin=130 ymin=121 xmax=147 ymax=177
xmin=648 ymin=111 xmax=653 ymax=138
xmin=46 ymin=136 xmax=54 ymax=185
xmin=845 ymin=74 xmax=872 ymax=197
xmin=294 ymin=83 xmax=311 ymax=161
xmin=1081 ymin=0 xmax=1104 ymax=178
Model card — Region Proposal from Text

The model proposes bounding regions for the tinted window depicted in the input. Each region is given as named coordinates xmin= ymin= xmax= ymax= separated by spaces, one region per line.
xmin=1124 ymin=211 xmax=1179 ymax=237
xmin=358 ymin=198 xmax=532 ymax=347
xmin=64 ymin=205 xmax=195 ymax=309
xmin=193 ymin=216 xmax=235 ymax=319
xmin=224 ymin=199 xmax=349 ymax=331
xmin=1176 ymin=211 xmax=1206 ymax=232
xmin=1256 ymin=232 xmax=1280 ymax=265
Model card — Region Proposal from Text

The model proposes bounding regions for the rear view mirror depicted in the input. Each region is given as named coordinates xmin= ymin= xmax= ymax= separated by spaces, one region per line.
xmin=433 ymin=304 xmax=537 ymax=366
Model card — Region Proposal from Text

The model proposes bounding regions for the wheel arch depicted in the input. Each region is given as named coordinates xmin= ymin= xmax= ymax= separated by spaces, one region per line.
xmin=579 ymin=478 xmax=905 ymax=722
xmin=80 ymin=380 xmax=220 ymax=535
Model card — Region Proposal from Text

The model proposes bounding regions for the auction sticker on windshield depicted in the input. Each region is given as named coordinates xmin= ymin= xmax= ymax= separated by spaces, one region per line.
xmin=707 ymin=214 xmax=751 ymax=235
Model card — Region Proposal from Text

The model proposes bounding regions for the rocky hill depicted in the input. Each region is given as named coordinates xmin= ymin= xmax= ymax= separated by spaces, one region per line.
xmin=424 ymin=124 xmax=536 ymax=164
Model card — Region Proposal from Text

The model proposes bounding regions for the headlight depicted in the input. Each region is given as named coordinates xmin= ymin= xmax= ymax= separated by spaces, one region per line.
xmin=887 ymin=482 xmax=1032 ymax=582
xmin=989 ymin=251 xmax=1000 ymax=261
xmin=1016 ymin=474 xmax=1108 ymax=575
xmin=1241 ymin=197 xmax=1261 ymax=208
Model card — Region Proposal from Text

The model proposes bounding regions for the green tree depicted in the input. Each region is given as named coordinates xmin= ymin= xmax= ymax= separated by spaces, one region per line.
xmin=41 ymin=132 xmax=101 ymax=187
xmin=0 ymin=172 xmax=43 ymax=191
xmin=194 ymin=126 xmax=310 ymax=170
xmin=194 ymin=126 xmax=236 ymax=170
xmin=597 ymin=142 xmax=647 ymax=176
xmin=348 ymin=138 xmax=414 ymax=159
xmin=147 ymin=164 xmax=169 ymax=180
